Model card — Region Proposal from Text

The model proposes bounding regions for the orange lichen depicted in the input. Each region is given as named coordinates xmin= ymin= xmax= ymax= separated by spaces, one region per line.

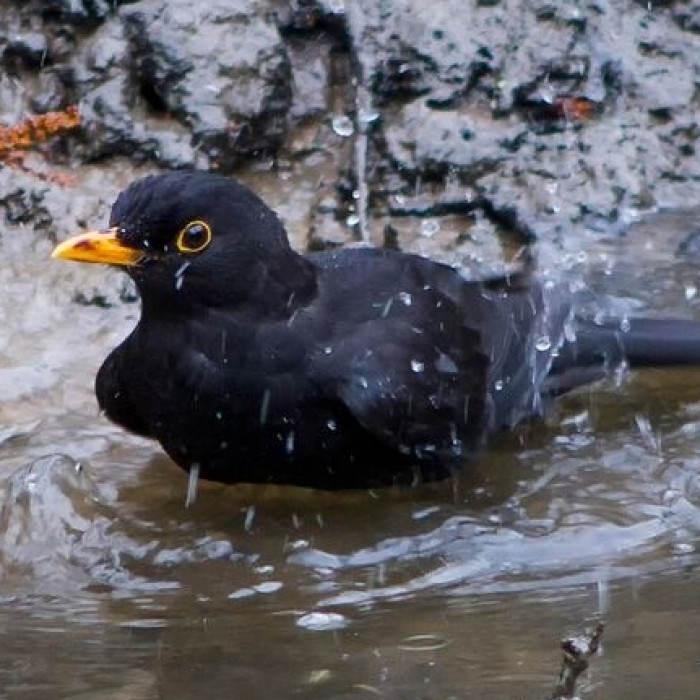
xmin=525 ymin=96 xmax=601 ymax=124
xmin=550 ymin=97 xmax=599 ymax=122
xmin=0 ymin=106 xmax=81 ymax=186
xmin=0 ymin=105 xmax=81 ymax=155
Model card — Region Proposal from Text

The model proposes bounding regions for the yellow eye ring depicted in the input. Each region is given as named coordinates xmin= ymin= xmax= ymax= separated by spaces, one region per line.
xmin=176 ymin=220 xmax=212 ymax=253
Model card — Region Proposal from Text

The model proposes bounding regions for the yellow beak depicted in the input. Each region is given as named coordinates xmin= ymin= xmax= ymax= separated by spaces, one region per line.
xmin=51 ymin=227 xmax=143 ymax=266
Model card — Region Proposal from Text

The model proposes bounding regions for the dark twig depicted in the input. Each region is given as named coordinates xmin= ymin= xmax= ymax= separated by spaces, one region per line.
xmin=549 ymin=622 xmax=604 ymax=700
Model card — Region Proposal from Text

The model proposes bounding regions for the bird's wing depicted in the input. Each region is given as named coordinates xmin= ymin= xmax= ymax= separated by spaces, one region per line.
xmin=310 ymin=266 xmax=571 ymax=459
xmin=310 ymin=306 xmax=492 ymax=461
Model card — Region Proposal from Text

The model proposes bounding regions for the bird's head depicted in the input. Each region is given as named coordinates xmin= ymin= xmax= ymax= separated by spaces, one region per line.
xmin=52 ymin=171 xmax=315 ymax=315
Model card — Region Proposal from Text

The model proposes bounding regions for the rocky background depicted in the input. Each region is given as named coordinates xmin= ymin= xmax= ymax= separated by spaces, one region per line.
xmin=3 ymin=0 xmax=700 ymax=302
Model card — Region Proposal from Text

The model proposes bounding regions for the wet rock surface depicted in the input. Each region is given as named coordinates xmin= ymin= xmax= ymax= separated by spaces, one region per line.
xmin=2 ymin=0 xmax=700 ymax=268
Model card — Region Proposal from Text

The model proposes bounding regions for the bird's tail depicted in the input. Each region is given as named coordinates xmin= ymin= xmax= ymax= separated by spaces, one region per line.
xmin=573 ymin=317 xmax=700 ymax=367
xmin=545 ymin=316 xmax=700 ymax=395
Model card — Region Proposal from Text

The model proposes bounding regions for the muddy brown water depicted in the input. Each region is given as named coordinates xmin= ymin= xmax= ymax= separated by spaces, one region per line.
xmin=1 ymin=171 xmax=699 ymax=699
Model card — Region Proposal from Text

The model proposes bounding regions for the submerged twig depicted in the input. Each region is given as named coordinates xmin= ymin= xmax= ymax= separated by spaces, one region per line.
xmin=549 ymin=622 xmax=604 ymax=700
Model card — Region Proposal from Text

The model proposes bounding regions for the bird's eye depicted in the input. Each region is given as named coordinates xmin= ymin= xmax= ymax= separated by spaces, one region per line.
xmin=176 ymin=220 xmax=212 ymax=253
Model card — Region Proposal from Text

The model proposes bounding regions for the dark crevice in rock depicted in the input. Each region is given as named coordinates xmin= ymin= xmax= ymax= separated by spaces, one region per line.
xmin=136 ymin=78 xmax=169 ymax=116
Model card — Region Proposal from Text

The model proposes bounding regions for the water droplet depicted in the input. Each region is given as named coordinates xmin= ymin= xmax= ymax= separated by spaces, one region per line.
xmin=358 ymin=108 xmax=380 ymax=126
xmin=634 ymin=413 xmax=659 ymax=452
xmin=613 ymin=360 xmax=629 ymax=387
xmin=331 ymin=114 xmax=354 ymax=137
xmin=619 ymin=317 xmax=631 ymax=332
xmin=174 ymin=261 xmax=191 ymax=291
xmin=398 ymin=292 xmax=412 ymax=306
xmin=494 ymin=379 xmax=503 ymax=391
xmin=685 ymin=284 xmax=697 ymax=300
xmin=259 ymin=389 xmax=271 ymax=425
xmin=564 ymin=320 xmax=577 ymax=343
xmin=323 ymin=346 xmax=332 ymax=354
xmin=244 ymin=505 xmax=256 ymax=532
xmin=346 ymin=213 xmax=360 ymax=227
xmin=326 ymin=419 xmax=337 ymax=431
xmin=535 ymin=335 xmax=552 ymax=351
xmin=296 ymin=612 xmax=348 ymax=631
xmin=358 ymin=376 xmax=369 ymax=389
xmin=285 ymin=431 xmax=296 ymax=454
xmin=420 ymin=219 xmax=440 ymax=237
xmin=411 ymin=359 xmax=425 ymax=373
xmin=185 ymin=463 xmax=200 ymax=508
xmin=435 ymin=353 xmax=458 ymax=374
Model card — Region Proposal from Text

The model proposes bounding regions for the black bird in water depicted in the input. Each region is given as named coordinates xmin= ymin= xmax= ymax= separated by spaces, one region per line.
xmin=52 ymin=172 xmax=700 ymax=489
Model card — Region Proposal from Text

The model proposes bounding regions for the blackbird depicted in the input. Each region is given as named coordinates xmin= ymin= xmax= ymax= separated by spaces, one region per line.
xmin=52 ymin=172 xmax=700 ymax=488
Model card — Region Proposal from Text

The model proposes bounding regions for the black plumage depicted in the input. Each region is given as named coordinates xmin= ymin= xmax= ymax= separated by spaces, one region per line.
xmin=52 ymin=172 xmax=700 ymax=488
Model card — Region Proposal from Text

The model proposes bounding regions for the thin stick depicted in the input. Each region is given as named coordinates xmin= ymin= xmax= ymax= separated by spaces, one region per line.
xmin=549 ymin=622 xmax=604 ymax=700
